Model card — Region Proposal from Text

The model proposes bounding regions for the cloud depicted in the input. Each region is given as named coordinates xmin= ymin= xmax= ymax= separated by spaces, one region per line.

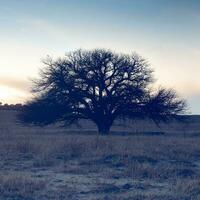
xmin=0 ymin=76 xmax=30 ymax=91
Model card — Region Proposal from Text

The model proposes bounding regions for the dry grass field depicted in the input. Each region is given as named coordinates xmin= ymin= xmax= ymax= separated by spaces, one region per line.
xmin=0 ymin=110 xmax=200 ymax=199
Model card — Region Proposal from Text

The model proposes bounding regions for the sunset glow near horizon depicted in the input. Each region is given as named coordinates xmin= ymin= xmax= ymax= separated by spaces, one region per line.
xmin=0 ymin=0 xmax=199 ymax=114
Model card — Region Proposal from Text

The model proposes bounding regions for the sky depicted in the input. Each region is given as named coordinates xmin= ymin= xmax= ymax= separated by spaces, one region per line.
xmin=0 ymin=0 xmax=199 ymax=114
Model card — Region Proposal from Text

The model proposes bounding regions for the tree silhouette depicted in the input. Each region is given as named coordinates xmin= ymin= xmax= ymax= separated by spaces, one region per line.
xmin=20 ymin=49 xmax=186 ymax=134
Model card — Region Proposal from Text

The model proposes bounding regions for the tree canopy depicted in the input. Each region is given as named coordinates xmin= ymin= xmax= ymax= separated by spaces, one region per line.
xmin=20 ymin=49 xmax=186 ymax=134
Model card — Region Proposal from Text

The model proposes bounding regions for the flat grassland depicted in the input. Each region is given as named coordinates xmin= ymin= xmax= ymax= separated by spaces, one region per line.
xmin=0 ymin=110 xmax=200 ymax=200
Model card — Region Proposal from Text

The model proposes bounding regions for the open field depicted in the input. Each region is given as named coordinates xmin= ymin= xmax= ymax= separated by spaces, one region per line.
xmin=0 ymin=110 xmax=200 ymax=199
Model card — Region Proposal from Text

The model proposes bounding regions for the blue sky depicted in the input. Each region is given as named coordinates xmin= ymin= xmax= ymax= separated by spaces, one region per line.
xmin=0 ymin=0 xmax=199 ymax=114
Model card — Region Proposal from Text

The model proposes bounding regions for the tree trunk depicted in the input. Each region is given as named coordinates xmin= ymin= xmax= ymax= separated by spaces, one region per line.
xmin=97 ymin=123 xmax=111 ymax=135
xmin=94 ymin=114 xmax=114 ymax=135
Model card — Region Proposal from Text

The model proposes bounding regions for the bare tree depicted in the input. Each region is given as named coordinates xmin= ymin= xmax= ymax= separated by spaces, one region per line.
xmin=20 ymin=49 xmax=186 ymax=134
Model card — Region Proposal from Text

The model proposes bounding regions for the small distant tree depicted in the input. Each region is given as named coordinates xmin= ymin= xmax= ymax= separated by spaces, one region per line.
xmin=20 ymin=49 xmax=186 ymax=134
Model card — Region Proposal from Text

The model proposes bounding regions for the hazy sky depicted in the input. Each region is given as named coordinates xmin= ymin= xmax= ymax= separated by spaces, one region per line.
xmin=0 ymin=0 xmax=199 ymax=113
